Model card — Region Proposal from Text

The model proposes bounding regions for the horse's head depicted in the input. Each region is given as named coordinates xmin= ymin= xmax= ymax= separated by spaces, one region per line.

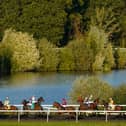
xmin=0 ymin=101 xmax=3 ymax=107
xmin=38 ymin=97 xmax=44 ymax=103
xmin=53 ymin=101 xmax=61 ymax=108
xmin=22 ymin=99 xmax=29 ymax=106
xmin=53 ymin=101 xmax=64 ymax=110
xmin=94 ymin=98 xmax=99 ymax=105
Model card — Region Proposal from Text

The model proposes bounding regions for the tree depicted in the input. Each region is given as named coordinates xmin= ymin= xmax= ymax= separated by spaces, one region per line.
xmin=58 ymin=48 xmax=75 ymax=71
xmin=0 ymin=0 xmax=67 ymax=46
xmin=69 ymin=76 xmax=114 ymax=103
xmin=113 ymin=84 xmax=126 ymax=104
xmin=103 ymin=43 xmax=115 ymax=71
xmin=85 ymin=0 xmax=126 ymax=45
xmin=87 ymin=25 xmax=107 ymax=71
xmin=38 ymin=38 xmax=59 ymax=71
xmin=67 ymin=38 xmax=93 ymax=71
xmin=0 ymin=44 xmax=11 ymax=74
xmin=1 ymin=29 xmax=39 ymax=72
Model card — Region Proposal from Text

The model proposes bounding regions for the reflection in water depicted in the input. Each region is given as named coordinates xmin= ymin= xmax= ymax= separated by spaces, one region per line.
xmin=0 ymin=70 xmax=126 ymax=104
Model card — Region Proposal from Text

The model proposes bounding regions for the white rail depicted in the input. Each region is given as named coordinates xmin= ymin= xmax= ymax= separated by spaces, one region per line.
xmin=0 ymin=109 xmax=126 ymax=123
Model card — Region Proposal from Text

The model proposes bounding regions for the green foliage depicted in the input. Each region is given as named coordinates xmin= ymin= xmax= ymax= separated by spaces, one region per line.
xmin=85 ymin=0 xmax=125 ymax=43
xmin=38 ymin=38 xmax=59 ymax=71
xmin=58 ymin=48 xmax=75 ymax=71
xmin=113 ymin=84 xmax=126 ymax=104
xmin=86 ymin=26 xmax=108 ymax=71
xmin=0 ymin=44 xmax=11 ymax=74
xmin=67 ymin=38 xmax=93 ymax=71
xmin=0 ymin=0 xmax=67 ymax=46
xmin=115 ymin=48 xmax=126 ymax=69
xmin=1 ymin=29 xmax=39 ymax=72
xmin=69 ymin=76 xmax=113 ymax=103
xmin=103 ymin=43 xmax=115 ymax=71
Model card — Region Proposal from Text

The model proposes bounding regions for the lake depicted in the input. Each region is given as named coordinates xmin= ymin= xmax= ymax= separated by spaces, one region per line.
xmin=0 ymin=70 xmax=126 ymax=105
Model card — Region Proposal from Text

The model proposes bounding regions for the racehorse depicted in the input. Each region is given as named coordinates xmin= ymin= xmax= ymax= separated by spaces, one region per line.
xmin=22 ymin=97 xmax=44 ymax=110
xmin=53 ymin=101 xmax=75 ymax=117
xmin=102 ymin=100 xmax=123 ymax=111
xmin=22 ymin=97 xmax=44 ymax=117
xmin=77 ymin=96 xmax=99 ymax=110
xmin=34 ymin=97 xmax=44 ymax=110
xmin=0 ymin=100 xmax=18 ymax=117
xmin=0 ymin=101 xmax=18 ymax=110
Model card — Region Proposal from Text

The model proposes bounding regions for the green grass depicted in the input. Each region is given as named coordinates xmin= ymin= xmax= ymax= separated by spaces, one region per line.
xmin=0 ymin=121 xmax=126 ymax=126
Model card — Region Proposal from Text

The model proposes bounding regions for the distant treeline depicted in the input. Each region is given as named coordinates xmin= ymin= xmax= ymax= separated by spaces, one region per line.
xmin=0 ymin=0 xmax=126 ymax=73
xmin=0 ymin=29 xmax=126 ymax=73
xmin=0 ymin=0 xmax=125 ymax=46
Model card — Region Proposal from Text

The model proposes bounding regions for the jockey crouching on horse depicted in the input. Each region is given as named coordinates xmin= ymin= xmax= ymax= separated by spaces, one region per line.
xmin=84 ymin=95 xmax=93 ymax=107
xmin=108 ymin=97 xmax=115 ymax=110
xmin=31 ymin=96 xmax=36 ymax=110
xmin=4 ymin=97 xmax=10 ymax=110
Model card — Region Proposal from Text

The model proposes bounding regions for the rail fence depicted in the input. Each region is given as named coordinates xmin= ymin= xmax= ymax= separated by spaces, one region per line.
xmin=0 ymin=104 xmax=126 ymax=122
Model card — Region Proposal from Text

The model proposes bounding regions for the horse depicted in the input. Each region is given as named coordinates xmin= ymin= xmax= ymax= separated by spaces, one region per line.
xmin=0 ymin=100 xmax=18 ymax=117
xmin=0 ymin=101 xmax=17 ymax=110
xmin=34 ymin=97 xmax=44 ymax=110
xmin=53 ymin=101 xmax=75 ymax=117
xmin=102 ymin=100 xmax=123 ymax=117
xmin=77 ymin=97 xmax=99 ymax=117
xmin=22 ymin=97 xmax=44 ymax=117
xmin=22 ymin=97 xmax=44 ymax=110
xmin=102 ymin=100 xmax=123 ymax=111
xmin=77 ymin=96 xmax=99 ymax=110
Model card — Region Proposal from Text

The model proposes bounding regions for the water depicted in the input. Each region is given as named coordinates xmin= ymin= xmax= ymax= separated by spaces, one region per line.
xmin=0 ymin=70 xmax=126 ymax=105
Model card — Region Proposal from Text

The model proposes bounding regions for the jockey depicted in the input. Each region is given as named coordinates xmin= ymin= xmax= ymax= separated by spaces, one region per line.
xmin=4 ymin=97 xmax=10 ymax=109
xmin=31 ymin=96 xmax=36 ymax=109
xmin=61 ymin=98 xmax=67 ymax=105
xmin=108 ymin=97 xmax=115 ymax=110
xmin=84 ymin=95 xmax=93 ymax=104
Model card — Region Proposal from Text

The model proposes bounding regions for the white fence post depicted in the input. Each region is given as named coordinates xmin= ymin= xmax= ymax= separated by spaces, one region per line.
xmin=76 ymin=110 xmax=78 ymax=123
xmin=18 ymin=111 xmax=20 ymax=122
xmin=105 ymin=111 xmax=108 ymax=122
xmin=47 ymin=110 xmax=49 ymax=122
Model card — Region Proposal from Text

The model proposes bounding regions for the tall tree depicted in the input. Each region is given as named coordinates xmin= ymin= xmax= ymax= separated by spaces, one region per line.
xmin=0 ymin=0 xmax=67 ymax=46
xmin=85 ymin=0 xmax=126 ymax=45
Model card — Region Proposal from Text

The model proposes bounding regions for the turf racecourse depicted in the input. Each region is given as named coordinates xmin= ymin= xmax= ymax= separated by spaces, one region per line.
xmin=0 ymin=121 xmax=126 ymax=126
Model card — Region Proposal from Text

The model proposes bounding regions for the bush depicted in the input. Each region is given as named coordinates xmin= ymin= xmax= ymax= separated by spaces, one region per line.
xmin=67 ymin=38 xmax=93 ymax=71
xmin=113 ymin=84 xmax=126 ymax=104
xmin=69 ymin=76 xmax=114 ymax=103
xmin=103 ymin=43 xmax=115 ymax=71
xmin=58 ymin=48 xmax=75 ymax=71
xmin=0 ymin=44 xmax=11 ymax=74
xmin=1 ymin=29 xmax=39 ymax=72
xmin=115 ymin=48 xmax=126 ymax=69
xmin=38 ymin=38 xmax=59 ymax=71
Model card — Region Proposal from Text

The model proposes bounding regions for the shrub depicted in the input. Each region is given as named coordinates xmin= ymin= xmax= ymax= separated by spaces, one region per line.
xmin=1 ymin=29 xmax=39 ymax=72
xmin=115 ymin=48 xmax=126 ymax=69
xmin=113 ymin=84 xmax=126 ymax=104
xmin=69 ymin=76 xmax=114 ymax=103
xmin=103 ymin=43 xmax=115 ymax=71
xmin=38 ymin=38 xmax=59 ymax=71
xmin=67 ymin=38 xmax=93 ymax=71
xmin=58 ymin=48 xmax=75 ymax=71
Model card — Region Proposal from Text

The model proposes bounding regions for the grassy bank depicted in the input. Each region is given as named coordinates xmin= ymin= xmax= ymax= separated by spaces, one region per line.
xmin=1 ymin=121 xmax=126 ymax=126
